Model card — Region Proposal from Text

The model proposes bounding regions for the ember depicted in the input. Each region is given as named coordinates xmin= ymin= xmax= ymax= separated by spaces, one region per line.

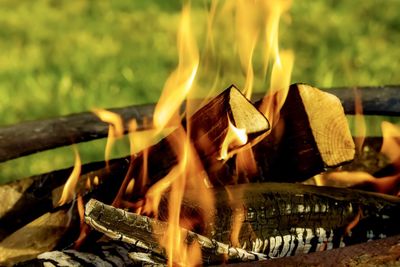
xmin=0 ymin=1 xmax=400 ymax=267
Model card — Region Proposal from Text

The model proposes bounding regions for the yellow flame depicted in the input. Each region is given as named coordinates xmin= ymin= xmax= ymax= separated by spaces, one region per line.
xmin=92 ymin=108 xmax=124 ymax=167
xmin=58 ymin=146 xmax=81 ymax=206
xmin=235 ymin=0 xmax=259 ymax=99
xmin=153 ymin=3 xmax=199 ymax=131
xmin=219 ymin=117 xmax=248 ymax=160
xmin=258 ymin=50 xmax=294 ymax=127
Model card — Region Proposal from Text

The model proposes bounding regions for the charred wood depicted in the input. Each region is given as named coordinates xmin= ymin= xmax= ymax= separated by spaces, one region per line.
xmin=226 ymin=234 xmax=400 ymax=267
xmin=84 ymin=199 xmax=267 ymax=265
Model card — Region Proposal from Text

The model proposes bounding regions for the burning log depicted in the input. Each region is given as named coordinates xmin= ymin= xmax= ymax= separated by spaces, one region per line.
xmin=253 ymin=84 xmax=355 ymax=182
xmin=0 ymin=85 xmax=398 ymax=163
xmin=0 ymin=84 xmax=358 ymax=240
xmin=84 ymin=199 xmax=267 ymax=265
xmin=15 ymin=241 xmax=155 ymax=267
xmin=229 ymin=234 xmax=400 ymax=267
xmin=5 ymin=182 xmax=399 ymax=265
xmin=0 ymin=85 xmax=270 ymax=242
xmin=84 ymin=181 xmax=400 ymax=264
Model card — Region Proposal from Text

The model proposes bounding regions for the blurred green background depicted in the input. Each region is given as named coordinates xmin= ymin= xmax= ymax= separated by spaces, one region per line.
xmin=0 ymin=0 xmax=399 ymax=184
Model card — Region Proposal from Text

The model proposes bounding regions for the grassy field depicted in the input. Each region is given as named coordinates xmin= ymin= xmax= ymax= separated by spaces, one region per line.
xmin=0 ymin=0 xmax=399 ymax=183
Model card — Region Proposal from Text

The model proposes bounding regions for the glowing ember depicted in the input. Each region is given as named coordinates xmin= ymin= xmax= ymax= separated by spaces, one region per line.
xmin=58 ymin=146 xmax=81 ymax=206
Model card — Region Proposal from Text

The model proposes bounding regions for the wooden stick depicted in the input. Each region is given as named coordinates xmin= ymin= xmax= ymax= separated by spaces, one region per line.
xmin=1 ymin=85 xmax=398 ymax=163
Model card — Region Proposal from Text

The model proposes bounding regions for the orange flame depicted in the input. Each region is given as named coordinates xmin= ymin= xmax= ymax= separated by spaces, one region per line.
xmin=381 ymin=121 xmax=400 ymax=170
xmin=353 ymin=89 xmax=366 ymax=154
xmin=92 ymin=108 xmax=124 ymax=167
xmin=153 ymin=3 xmax=199 ymax=131
xmin=112 ymin=119 xmax=137 ymax=208
xmin=219 ymin=117 xmax=248 ymax=160
xmin=58 ymin=146 xmax=81 ymax=206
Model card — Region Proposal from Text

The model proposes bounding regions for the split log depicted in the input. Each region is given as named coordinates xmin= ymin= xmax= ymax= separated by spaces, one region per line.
xmin=252 ymin=84 xmax=355 ymax=182
xmin=0 ymin=85 xmax=269 ymax=239
xmin=1 ymin=85 xmax=398 ymax=163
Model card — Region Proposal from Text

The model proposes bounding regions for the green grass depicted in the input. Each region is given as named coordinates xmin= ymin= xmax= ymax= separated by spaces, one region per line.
xmin=0 ymin=0 xmax=399 ymax=184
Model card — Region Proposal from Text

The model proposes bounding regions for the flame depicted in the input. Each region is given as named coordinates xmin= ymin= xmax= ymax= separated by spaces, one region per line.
xmin=58 ymin=146 xmax=81 ymax=206
xmin=315 ymin=171 xmax=400 ymax=196
xmin=219 ymin=117 xmax=248 ymax=160
xmin=234 ymin=0 xmax=292 ymax=99
xmin=73 ymin=194 xmax=91 ymax=249
xmin=235 ymin=0 xmax=259 ymax=99
xmin=354 ymin=89 xmax=366 ymax=154
xmin=258 ymin=50 xmax=294 ymax=127
xmin=112 ymin=119 xmax=138 ymax=208
xmin=153 ymin=3 xmax=199 ymax=131
xmin=92 ymin=108 xmax=124 ymax=167
xmin=381 ymin=121 xmax=400 ymax=170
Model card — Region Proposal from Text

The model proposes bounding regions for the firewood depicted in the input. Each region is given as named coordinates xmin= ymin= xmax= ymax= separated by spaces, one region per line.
xmin=253 ymin=84 xmax=355 ymax=182
xmin=87 ymin=184 xmax=399 ymax=260
xmin=0 ymin=85 xmax=269 ymax=240
xmin=171 ymin=183 xmax=400 ymax=256
xmin=16 ymin=241 xmax=148 ymax=267
xmin=130 ymin=84 xmax=270 ymax=194
xmin=8 ymin=183 xmax=400 ymax=266
xmin=0 ymin=103 xmax=157 ymax=163
xmin=0 ymin=158 xmax=130 ymax=241
xmin=1 ymin=85 xmax=398 ymax=163
xmin=0 ymin=210 xmax=69 ymax=266
xmin=227 ymin=234 xmax=400 ymax=267
xmin=84 ymin=199 xmax=267 ymax=265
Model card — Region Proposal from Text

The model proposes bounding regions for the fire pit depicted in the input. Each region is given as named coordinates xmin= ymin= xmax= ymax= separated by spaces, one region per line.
xmin=1 ymin=1 xmax=400 ymax=266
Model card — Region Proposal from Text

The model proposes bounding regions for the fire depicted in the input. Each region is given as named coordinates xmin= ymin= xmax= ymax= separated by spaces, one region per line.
xmin=58 ymin=146 xmax=81 ymax=206
xmin=153 ymin=3 xmax=199 ymax=131
xmin=353 ymin=89 xmax=366 ymax=154
xmin=381 ymin=121 xmax=400 ymax=170
xmin=92 ymin=108 xmax=124 ymax=167
xmin=258 ymin=50 xmax=294 ymax=127
xmin=219 ymin=117 xmax=248 ymax=160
